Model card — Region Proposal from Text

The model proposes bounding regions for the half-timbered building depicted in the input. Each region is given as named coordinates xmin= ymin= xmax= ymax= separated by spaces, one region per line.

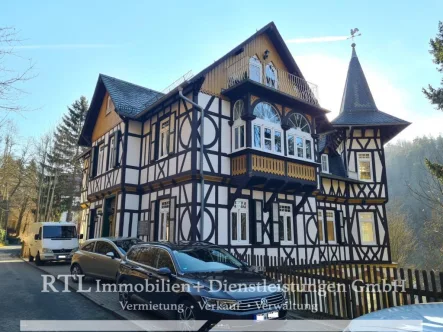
xmin=78 ymin=22 xmax=410 ymax=264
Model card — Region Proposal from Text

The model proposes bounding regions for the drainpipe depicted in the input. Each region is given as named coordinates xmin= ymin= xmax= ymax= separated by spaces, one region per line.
xmin=178 ymin=87 xmax=206 ymax=241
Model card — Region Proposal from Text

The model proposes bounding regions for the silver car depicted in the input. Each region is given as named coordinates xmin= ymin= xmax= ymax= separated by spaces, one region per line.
xmin=70 ymin=237 xmax=143 ymax=282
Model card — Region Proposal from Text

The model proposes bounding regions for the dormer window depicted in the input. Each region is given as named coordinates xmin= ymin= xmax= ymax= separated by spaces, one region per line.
xmin=232 ymin=100 xmax=245 ymax=152
xmin=265 ymin=62 xmax=278 ymax=89
xmin=287 ymin=113 xmax=313 ymax=161
xmin=252 ymin=102 xmax=282 ymax=154
xmin=321 ymin=154 xmax=329 ymax=173
xmin=106 ymin=96 xmax=114 ymax=115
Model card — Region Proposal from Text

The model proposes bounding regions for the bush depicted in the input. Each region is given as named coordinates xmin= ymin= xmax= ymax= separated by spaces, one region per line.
xmin=0 ymin=229 xmax=6 ymax=244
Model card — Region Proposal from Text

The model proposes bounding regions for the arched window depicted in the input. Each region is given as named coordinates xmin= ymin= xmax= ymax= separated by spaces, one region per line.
xmin=232 ymin=100 xmax=245 ymax=152
xmin=249 ymin=56 xmax=262 ymax=83
xmin=252 ymin=102 xmax=282 ymax=154
xmin=287 ymin=113 xmax=313 ymax=161
xmin=265 ymin=62 xmax=278 ymax=89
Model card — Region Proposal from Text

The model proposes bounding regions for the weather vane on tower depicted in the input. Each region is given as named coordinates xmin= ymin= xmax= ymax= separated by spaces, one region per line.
xmin=348 ymin=28 xmax=362 ymax=48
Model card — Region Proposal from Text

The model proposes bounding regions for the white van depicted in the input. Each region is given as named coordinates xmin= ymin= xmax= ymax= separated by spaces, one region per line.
xmin=26 ymin=222 xmax=81 ymax=265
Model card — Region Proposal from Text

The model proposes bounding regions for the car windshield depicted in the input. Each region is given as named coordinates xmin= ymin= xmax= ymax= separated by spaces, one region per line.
xmin=173 ymin=247 xmax=244 ymax=273
xmin=113 ymin=239 xmax=143 ymax=255
xmin=43 ymin=226 xmax=77 ymax=239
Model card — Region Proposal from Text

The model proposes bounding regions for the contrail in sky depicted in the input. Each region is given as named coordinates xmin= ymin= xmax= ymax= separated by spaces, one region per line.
xmin=286 ymin=36 xmax=349 ymax=44
xmin=10 ymin=43 xmax=123 ymax=50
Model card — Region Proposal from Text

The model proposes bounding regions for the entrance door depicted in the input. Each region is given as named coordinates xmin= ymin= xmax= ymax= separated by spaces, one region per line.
xmin=102 ymin=197 xmax=116 ymax=237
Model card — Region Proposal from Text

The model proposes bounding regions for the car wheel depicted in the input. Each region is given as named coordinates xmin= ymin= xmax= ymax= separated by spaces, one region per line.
xmin=177 ymin=300 xmax=204 ymax=332
xmin=35 ymin=252 xmax=44 ymax=266
xmin=118 ymin=279 xmax=133 ymax=306
xmin=70 ymin=264 xmax=84 ymax=283
xmin=29 ymin=250 xmax=34 ymax=262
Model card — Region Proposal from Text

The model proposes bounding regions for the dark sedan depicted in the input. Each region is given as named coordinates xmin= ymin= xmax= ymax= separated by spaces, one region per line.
xmin=117 ymin=242 xmax=287 ymax=322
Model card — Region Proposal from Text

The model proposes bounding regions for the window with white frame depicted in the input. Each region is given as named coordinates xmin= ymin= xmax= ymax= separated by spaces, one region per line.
xmin=249 ymin=56 xmax=262 ymax=83
xmin=358 ymin=212 xmax=376 ymax=244
xmin=357 ymin=152 xmax=372 ymax=181
xmin=321 ymin=154 xmax=329 ymax=173
xmin=265 ymin=62 xmax=278 ymax=89
xmin=326 ymin=210 xmax=336 ymax=243
xmin=231 ymin=199 xmax=248 ymax=244
xmin=106 ymin=96 xmax=114 ymax=115
xmin=279 ymin=204 xmax=293 ymax=243
xmin=159 ymin=200 xmax=170 ymax=241
xmin=252 ymin=102 xmax=282 ymax=154
xmin=109 ymin=135 xmax=116 ymax=169
xmin=159 ymin=118 xmax=170 ymax=159
xmin=232 ymin=100 xmax=245 ymax=151
xmin=286 ymin=113 xmax=313 ymax=161
xmin=97 ymin=144 xmax=105 ymax=175
xmin=317 ymin=210 xmax=324 ymax=243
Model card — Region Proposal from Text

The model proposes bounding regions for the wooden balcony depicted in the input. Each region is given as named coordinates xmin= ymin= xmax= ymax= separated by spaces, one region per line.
xmin=231 ymin=150 xmax=317 ymax=192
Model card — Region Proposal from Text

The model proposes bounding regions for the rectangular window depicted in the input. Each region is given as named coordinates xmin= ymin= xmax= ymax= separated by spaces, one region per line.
xmin=288 ymin=135 xmax=295 ymax=156
xmin=321 ymin=154 xmax=329 ymax=173
xmin=109 ymin=135 xmax=115 ymax=170
xmin=233 ymin=124 xmax=245 ymax=151
xmin=326 ymin=210 xmax=336 ymax=243
xmin=159 ymin=200 xmax=170 ymax=241
xmin=296 ymin=137 xmax=304 ymax=158
xmin=359 ymin=212 xmax=376 ymax=244
xmin=305 ymin=139 xmax=312 ymax=159
xmin=317 ymin=210 xmax=324 ymax=243
xmin=274 ymin=130 xmax=282 ymax=153
xmin=279 ymin=204 xmax=293 ymax=243
xmin=264 ymin=128 xmax=272 ymax=151
xmin=234 ymin=127 xmax=239 ymax=150
xmin=254 ymin=125 xmax=261 ymax=148
xmin=231 ymin=199 xmax=248 ymax=244
xmin=159 ymin=119 xmax=170 ymax=158
xmin=97 ymin=144 xmax=105 ymax=175
xmin=357 ymin=152 xmax=372 ymax=181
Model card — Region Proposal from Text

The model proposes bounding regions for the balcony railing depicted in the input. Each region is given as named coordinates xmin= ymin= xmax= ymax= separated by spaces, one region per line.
xmin=226 ymin=57 xmax=319 ymax=107
xmin=232 ymin=153 xmax=316 ymax=182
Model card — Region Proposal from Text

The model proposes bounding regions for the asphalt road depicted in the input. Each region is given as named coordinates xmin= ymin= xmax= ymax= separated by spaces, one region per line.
xmin=0 ymin=245 xmax=122 ymax=332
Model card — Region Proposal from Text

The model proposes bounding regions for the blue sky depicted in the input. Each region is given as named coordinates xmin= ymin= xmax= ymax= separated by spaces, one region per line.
xmin=1 ymin=0 xmax=443 ymax=142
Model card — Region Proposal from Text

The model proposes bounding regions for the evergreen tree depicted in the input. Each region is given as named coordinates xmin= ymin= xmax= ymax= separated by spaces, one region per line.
xmin=423 ymin=21 xmax=443 ymax=180
xmin=47 ymin=96 xmax=88 ymax=221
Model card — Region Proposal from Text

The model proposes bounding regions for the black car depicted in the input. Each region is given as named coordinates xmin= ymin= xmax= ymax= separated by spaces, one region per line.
xmin=117 ymin=242 xmax=287 ymax=322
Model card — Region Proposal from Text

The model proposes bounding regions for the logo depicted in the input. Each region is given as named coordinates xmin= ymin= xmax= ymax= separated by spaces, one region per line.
xmin=260 ymin=298 xmax=268 ymax=306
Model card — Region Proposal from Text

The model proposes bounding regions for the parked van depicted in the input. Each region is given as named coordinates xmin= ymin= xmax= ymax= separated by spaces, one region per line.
xmin=26 ymin=222 xmax=81 ymax=265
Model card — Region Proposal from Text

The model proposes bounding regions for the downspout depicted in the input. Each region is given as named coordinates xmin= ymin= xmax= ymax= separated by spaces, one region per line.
xmin=178 ymin=87 xmax=206 ymax=241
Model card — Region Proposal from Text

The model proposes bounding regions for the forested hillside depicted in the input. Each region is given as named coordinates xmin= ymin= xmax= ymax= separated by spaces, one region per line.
xmin=385 ymin=136 xmax=443 ymax=270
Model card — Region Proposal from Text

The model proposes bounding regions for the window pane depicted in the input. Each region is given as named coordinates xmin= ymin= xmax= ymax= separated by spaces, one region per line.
xmin=240 ymin=125 xmax=245 ymax=148
xmin=362 ymin=222 xmax=374 ymax=243
xmin=359 ymin=161 xmax=371 ymax=180
xmin=305 ymin=139 xmax=312 ymax=159
xmin=327 ymin=221 xmax=335 ymax=242
xmin=275 ymin=131 xmax=281 ymax=153
xmin=254 ymin=125 xmax=261 ymax=148
xmin=317 ymin=212 xmax=323 ymax=242
xmin=286 ymin=216 xmax=292 ymax=241
xmin=296 ymin=137 xmax=304 ymax=158
xmin=264 ymin=128 xmax=272 ymax=139
xmin=234 ymin=127 xmax=239 ymax=150
xmin=279 ymin=216 xmax=284 ymax=241
xmin=240 ymin=213 xmax=247 ymax=240
xmin=231 ymin=212 xmax=238 ymax=241
xmin=288 ymin=135 xmax=294 ymax=156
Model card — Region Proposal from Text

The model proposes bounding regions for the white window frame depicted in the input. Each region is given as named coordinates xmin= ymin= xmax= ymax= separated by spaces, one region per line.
xmin=109 ymin=135 xmax=116 ymax=169
xmin=252 ymin=118 xmax=283 ymax=155
xmin=249 ymin=56 xmax=262 ymax=83
xmin=232 ymin=100 xmax=246 ymax=152
xmin=317 ymin=210 xmax=325 ymax=244
xmin=279 ymin=204 xmax=293 ymax=244
xmin=265 ymin=62 xmax=278 ymax=89
xmin=287 ymin=129 xmax=313 ymax=161
xmin=357 ymin=152 xmax=373 ymax=182
xmin=159 ymin=118 xmax=170 ymax=159
xmin=321 ymin=154 xmax=329 ymax=173
xmin=358 ymin=212 xmax=376 ymax=245
xmin=231 ymin=199 xmax=249 ymax=245
xmin=97 ymin=144 xmax=105 ymax=176
xmin=159 ymin=199 xmax=170 ymax=241
xmin=325 ymin=210 xmax=336 ymax=244
xmin=106 ymin=96 xmax=114 ymax=115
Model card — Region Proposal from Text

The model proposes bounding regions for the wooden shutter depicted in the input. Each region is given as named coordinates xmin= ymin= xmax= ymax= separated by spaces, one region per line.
xmin=152 ymin=122 xmax=159 ymax=161
xmin=168 ymin=112 xmax=176 ymax=155
xmin=112 ymin=130 xmax=120 ymax=168
xmin=272 ymin=202 xmax=280 ymax=244
xmin=255 ymin=200 xmax=263 ymax=244
xmin=148 ymin=200 xmax=157 ymax=241
xmin=336 ymin=210 xmax=345 ymax=244
xmin=169 ymin=197 xmax=176 ymax=243
xmin=89 ymin=146 xmax=98 ymax=178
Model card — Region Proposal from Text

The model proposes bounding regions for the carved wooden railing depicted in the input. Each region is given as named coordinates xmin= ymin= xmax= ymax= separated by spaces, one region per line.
xmin=226 ymin=57 xmax=319 ymax=107
xmin=231 ymin=154 xmax=316 ymax=182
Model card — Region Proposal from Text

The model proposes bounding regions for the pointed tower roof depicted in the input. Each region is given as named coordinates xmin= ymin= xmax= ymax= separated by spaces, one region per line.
xmin=331 ymin=43 xmax=410 ymax=142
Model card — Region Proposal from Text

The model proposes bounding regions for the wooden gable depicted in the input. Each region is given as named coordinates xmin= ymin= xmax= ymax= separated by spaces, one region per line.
xmin=92 ymin=92 xmax=122 ymax=142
